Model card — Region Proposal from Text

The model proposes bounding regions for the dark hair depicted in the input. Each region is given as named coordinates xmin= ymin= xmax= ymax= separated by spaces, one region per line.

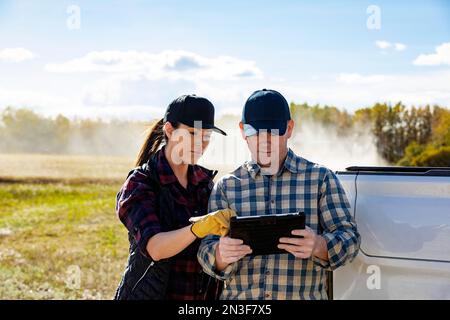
xmin=135 ymin=119 xmax=179 ymax=167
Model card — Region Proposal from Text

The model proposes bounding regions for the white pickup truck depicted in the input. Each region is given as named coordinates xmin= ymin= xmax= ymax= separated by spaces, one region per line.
xmin=331 ymin=166 xmax=450 ymax=300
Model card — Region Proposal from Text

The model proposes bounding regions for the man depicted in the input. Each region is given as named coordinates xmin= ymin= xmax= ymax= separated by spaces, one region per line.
xmin=197 ymin=89 xmax=360 ymax=300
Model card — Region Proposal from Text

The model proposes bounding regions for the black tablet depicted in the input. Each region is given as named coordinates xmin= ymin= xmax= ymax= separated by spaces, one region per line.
xmin=229 ymin=212 xmax=306 ymax=256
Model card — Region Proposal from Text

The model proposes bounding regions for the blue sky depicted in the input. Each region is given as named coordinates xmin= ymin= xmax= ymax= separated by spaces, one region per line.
xmin=0 ymin=0 xmax=449 ymax=119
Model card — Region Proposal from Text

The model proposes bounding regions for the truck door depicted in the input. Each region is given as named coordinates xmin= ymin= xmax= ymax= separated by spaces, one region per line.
xmin=333 ymin=168 xmax=450 ymax=299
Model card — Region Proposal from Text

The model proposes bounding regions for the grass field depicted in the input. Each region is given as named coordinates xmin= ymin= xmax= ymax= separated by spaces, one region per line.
xmin=0 ymin=154 xmax=136 ymax=299
xmin=0 ymin=153 xmax=233 ymax=299
xmin=0 ymin=153 xmax=135 ymax=182
xmin=0 ymin=180 xmax=129 ymax=299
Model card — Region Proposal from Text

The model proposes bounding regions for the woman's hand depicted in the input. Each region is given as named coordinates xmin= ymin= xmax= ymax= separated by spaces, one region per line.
xmin=190 ymin=208 xmax=236 ymax=238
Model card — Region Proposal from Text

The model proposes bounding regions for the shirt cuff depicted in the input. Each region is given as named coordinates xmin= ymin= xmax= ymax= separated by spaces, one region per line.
xmin=136 ymin=225 xmax=161 ymax=260
xmin=311 ymin=233 xmax=334 ymax=270
xmin=205 ymin=243 xmax=238 ymax=281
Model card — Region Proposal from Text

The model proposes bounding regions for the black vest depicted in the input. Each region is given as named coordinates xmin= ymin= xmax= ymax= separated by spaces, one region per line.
xmin=114 ymin=156 xmax=217 ymax=300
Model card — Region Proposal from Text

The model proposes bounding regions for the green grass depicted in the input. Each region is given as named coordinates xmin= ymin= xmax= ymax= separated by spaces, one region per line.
xmin=0 ymin=153 xmax=235 ymax=300
xmin=0 ymin=181 xmax=129 ymax=299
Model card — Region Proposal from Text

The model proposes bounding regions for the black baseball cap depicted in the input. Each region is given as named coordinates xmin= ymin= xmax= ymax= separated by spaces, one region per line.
xmin=242 ymin=89 xmax=291 ymax=136
xmin=164 ymin=94 xmax=227 ymax=136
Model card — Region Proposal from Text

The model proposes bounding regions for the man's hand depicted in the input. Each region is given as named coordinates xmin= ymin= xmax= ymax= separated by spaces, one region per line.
xmin=215 ymin=236 xmax=252 ymax=270
xmin=278 ymin=226 xmax=328 ymax=260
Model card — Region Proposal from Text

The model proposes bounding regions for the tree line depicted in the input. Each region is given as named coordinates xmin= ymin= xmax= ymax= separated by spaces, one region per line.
xmin=289 ymin=101 xmax=449 ymax=166
xmin=0 ymin=107 xmax=147 ymax=156
xmin=1 ymin=102 xmax=449 ymax=166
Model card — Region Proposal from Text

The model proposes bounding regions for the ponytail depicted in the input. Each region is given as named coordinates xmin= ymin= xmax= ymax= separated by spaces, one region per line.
xmin=135 ymin=118 xmax=165 ymax=167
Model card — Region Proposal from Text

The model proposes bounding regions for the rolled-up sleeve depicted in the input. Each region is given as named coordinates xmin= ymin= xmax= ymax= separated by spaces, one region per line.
xmin=116 ymin=171 xmax=160 ymax=259
xmin=197 ymin=178 xmax=238 ymax=280
xmin=312 ymin=169 xmax=361 ymax=270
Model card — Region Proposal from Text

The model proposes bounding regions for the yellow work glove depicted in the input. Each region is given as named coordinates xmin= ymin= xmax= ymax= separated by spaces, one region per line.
xmin=189 ymin=208 xmax=237 ymax=238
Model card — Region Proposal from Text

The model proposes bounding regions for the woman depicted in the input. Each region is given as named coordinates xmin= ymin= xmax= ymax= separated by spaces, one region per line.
xmin=114 ymin=94 xmax=227 ymax=300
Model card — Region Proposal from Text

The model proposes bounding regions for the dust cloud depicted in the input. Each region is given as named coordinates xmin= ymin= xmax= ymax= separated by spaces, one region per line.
xmin=199 ymin=116 xmax=386 ymax=172
xmin=0 ymin=112 xmax=386 ymax=175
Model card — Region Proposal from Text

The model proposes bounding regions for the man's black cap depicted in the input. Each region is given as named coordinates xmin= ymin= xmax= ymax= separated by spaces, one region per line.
xmin=164 ymin=94 xmax=227 ymax=136
xmin=242 ymin=89 xmax=291 ymax=136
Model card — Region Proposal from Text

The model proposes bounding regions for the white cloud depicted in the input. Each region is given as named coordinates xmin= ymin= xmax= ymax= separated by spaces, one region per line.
xmin=0 ymin=48 xmax=35 ymax=62
xmin=0 ymin=87 xmax=74 ymax=116
xmin=82 ymin=74 xmax=196 ymax=107
xmin=394 ymin=43 xmax=407 ymax=51
xmin=327 ymin=71 xmax=450 ymax=108
xmin=78 ymin=68 xmax=450 ymax=119
xmin=375 ymin=41 xmax=406 ymax=52
xmin=375 ymin=41 xmax=391 ymax=49
xmin=413 ymin=42 xmax=450 ymax=66
xmin=45 ymin=50 xmax=263 ymax=81
xmin=0 ymin=85 xmax=167 ymax=121
xmin=2 ymin=47 xmax=448 ymax=122
xmin=337 ymin=73 xmax=388 ymax=84
xmin=2 ymin=68 xmax=450 ymax=121
xmin=43 ymin=50 xmax=263 ymax=114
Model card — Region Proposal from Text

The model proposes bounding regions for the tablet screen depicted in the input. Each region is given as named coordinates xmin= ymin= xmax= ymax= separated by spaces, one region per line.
xmin=229 ymin=212 xmax=305 ymax=256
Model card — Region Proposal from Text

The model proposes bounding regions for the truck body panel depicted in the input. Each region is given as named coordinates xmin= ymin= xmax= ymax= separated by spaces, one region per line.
xmin=334 ymin=168 xmax=450 ymax=299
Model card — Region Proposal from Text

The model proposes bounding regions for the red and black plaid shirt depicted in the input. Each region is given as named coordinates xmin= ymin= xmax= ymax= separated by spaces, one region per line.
xmin=116 ymin=147 xmax=217 ymax=300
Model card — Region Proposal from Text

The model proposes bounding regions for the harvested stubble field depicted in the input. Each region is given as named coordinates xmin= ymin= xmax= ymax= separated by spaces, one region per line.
xmin=0 ymin=153 xmax=232 ymax=299
xmin=0 ymin=154 xmax=134 ymax=299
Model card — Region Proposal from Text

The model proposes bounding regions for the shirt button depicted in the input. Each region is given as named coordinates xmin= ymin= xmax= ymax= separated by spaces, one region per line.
xmin=271 ymin=200 xmax=275 ymax=204
xmin=265 ymin=293 xmax=271 ymax=298
xmin=266 ymin=270 xmax=270 ymax=275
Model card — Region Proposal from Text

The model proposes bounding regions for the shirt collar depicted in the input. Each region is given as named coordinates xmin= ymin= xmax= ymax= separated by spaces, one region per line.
xmin=189 ymin=164 xmax=214 ymax=186
xmin=156 ymin=146 xmax=212 ymax=186
xmin=245 ymin=148 xmax=299 ymax=179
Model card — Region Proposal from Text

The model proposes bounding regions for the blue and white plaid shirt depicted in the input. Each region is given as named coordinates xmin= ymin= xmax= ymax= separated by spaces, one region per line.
xmin=198 ymin=148 xmax=360 ymax=300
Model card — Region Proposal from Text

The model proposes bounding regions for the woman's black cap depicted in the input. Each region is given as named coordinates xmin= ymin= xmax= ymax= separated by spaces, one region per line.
xmin=163 ymin=94 xmax=227 ymax=136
